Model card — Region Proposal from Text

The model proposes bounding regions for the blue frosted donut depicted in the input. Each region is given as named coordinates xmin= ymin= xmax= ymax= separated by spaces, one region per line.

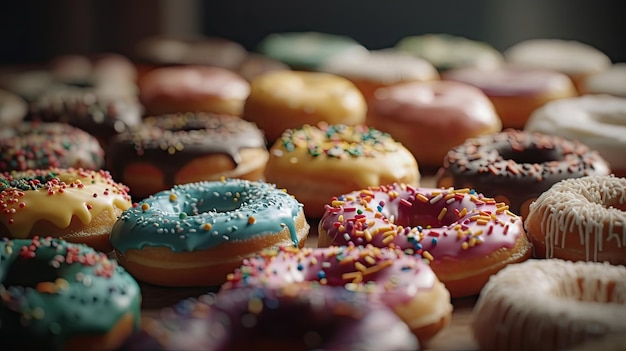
xmin=110 ymin=178 xmax=310 ymax=287
xmin=0 ymin=237 xmax=141 ymax=351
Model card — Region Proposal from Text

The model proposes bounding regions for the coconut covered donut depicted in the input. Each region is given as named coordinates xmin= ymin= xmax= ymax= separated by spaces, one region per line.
xmin=222 ymin=245 xmax=453 ymax=345
xmin=472 ymin=259 xmax=626 ymax=351
xmin=110 ymin=178 xmax=309 ymax=287
xmin=318 ymin=184 xmax=531 ymax=298
xmin=0 ymin=237 xmax=141 ymax=351
xmin=525 ymin=175 xmax=626 ymax=265
xmin=123 ymin=285 xmax=420 ymax=351
xmin=436 ymin=129 xmax=611 ymax=219
xmin=265 ymin=123 xmax=420 ymax=218
xmin=0 ymin=168 xmax=132 ymax=253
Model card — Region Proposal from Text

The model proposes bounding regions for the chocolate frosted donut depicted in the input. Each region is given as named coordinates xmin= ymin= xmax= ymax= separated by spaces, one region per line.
xmin=107 ymin=112 xmax=269 ymax=199
xmin=436 ymin=129 xmax=611 ymax=219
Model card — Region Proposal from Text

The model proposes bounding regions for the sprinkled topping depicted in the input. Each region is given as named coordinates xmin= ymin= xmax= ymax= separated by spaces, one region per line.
xmin=223 ymin=244 xmax=437 ymax=306
xmin=110 ymin=178 xmax=307 ymax=259
xmin=437 ymin=129 xmax=610 ymax=214
xmin=0 ymin=237 xmax=141 ymax=349
xmin=0 ymin=168 xmax=132 ymax=241
xmin=0 ymin=121 xmax=105 ymax=172
xmin=320 ymin=184 xmax=524 ymax=262
xmin=277 ymin=123 xmax=400 ymax=158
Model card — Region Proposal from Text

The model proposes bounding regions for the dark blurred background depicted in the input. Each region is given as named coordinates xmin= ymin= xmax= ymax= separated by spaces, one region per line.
xmin=1 ymin=0 xmax=624 ymax=65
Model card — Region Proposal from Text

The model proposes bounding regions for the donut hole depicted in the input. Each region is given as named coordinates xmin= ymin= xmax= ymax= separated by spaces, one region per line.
xmin=591 ymin=111 xmax=626 ymax=127
xmin=2 ymin=257 xmax=59 ymax=288
xmin=496 ymin=145 xmax=562 ymax=165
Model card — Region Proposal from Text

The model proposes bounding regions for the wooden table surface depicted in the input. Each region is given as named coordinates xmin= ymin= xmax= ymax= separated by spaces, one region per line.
xmin=138 ymin=174 xmax=480 ymax=350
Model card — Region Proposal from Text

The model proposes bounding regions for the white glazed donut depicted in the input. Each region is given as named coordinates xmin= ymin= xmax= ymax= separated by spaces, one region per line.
xmin=582 ymin=63 xmax=626 ymax=97
xmin=472 ymin=259 xmax=626 ymax=351
xmin=524 ymin=95 xmax=626 ymax=176
xmin=504 ymin=39 xmax=612 ymax=93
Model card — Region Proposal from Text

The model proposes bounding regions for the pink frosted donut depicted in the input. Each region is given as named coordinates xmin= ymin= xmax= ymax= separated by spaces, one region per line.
xmin=472 ymin=259 xmax=626 ymax=351
xmin=318 ymin=184 xmax=532 ymax=298
xmin=138 ymin=66 xmax=250 ymax=116
xmin=222 ymin=245 xmax=453 ymax=345
xmin=368 ymin=80 xmax=502 ymax=168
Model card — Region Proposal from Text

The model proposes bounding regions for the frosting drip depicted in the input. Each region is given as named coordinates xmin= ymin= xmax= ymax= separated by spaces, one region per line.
xmin=110 ymin=178 xmax=305 ymax=253
xmin=527 ymin=175 xmax=626 ymax=262
xmin=0 ymin=168 xmax=132 ymax=237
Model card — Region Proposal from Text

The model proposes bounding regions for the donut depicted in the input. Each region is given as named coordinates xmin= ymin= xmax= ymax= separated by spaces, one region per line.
xmin=0 ymin=168 xmax=132 ymax=253
xmin=222 ymin=245 xmax=453 ymax=345
xmin=256 ymin=31 xmax=368 ymax=71
xmin=265 ymin=123 xmax=420 ymax=218
xmin=436 ymin=129 xmax=611 ymax=219
xmin=317 ymin=184 xmax=531 ymax=298
xmin=0 ymin=237 xmax=141 ymax=351
xmin=524 ymin=94 xmax=626 ymax=177
xmin=0 ymin=121 xmax=105 ymax=172
xmin=582 ymin=63 xmax=626 ymax=97
xmin=138 ymin=65 xmax=250 ymax=116
xmin=110 ymin=178 xmax=309 ymax=287
xmin=525 ymin=175 xmax=626 ymax=265
xmin=235 ymin=53 xmax=290 ymax=82
xmin=107 ymin=112 xmax=269 ymax=200
xmin=443 ymin=66 xmax=577 ymax=129
xmin=49 ymin=53 xmax=138 ymax=97
xmin=242 ymin=70 xmax=367 ymax=143
xmin=134 ymin=35 xmax=248 ymax=70
xmin=27 ymin=87 xmax=143 ymax=148
xmin=123 ymin=286 xmax=419 ymax=351
xmin=0 ymin=65 xmax=55 ymax=101
xmin=0 ymin=88 xmax=28 ymax=127
xmin=179 ymin=37 xmax=249 ymax=70
xmin=504 ymin=38 xmax=612 ymax=94
xmin=318 ymin=49 xmax=439 ymax=104
xmin=472 ymin=259 xmax=626 ymax=351
xmin=368 ymin=80 xmax=502 ymax=168
xmin=395 ymin=33 xmax=505 ymax=72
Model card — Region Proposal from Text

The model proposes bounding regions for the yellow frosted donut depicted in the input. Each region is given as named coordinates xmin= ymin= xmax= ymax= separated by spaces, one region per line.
xmin=242 ymin=70 xmax=367 ymax=143
xmin=0 ymin=168 xmax=132 ymax=252
xmin=265 ymin=123 xmax=420 ymax=218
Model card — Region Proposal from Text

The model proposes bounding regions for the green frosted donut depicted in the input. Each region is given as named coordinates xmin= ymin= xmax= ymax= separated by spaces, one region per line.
xmin=257 ymin=31 xmax=368 ymax=70
xmin=0 ymin=237 xmax=141 ymax=350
